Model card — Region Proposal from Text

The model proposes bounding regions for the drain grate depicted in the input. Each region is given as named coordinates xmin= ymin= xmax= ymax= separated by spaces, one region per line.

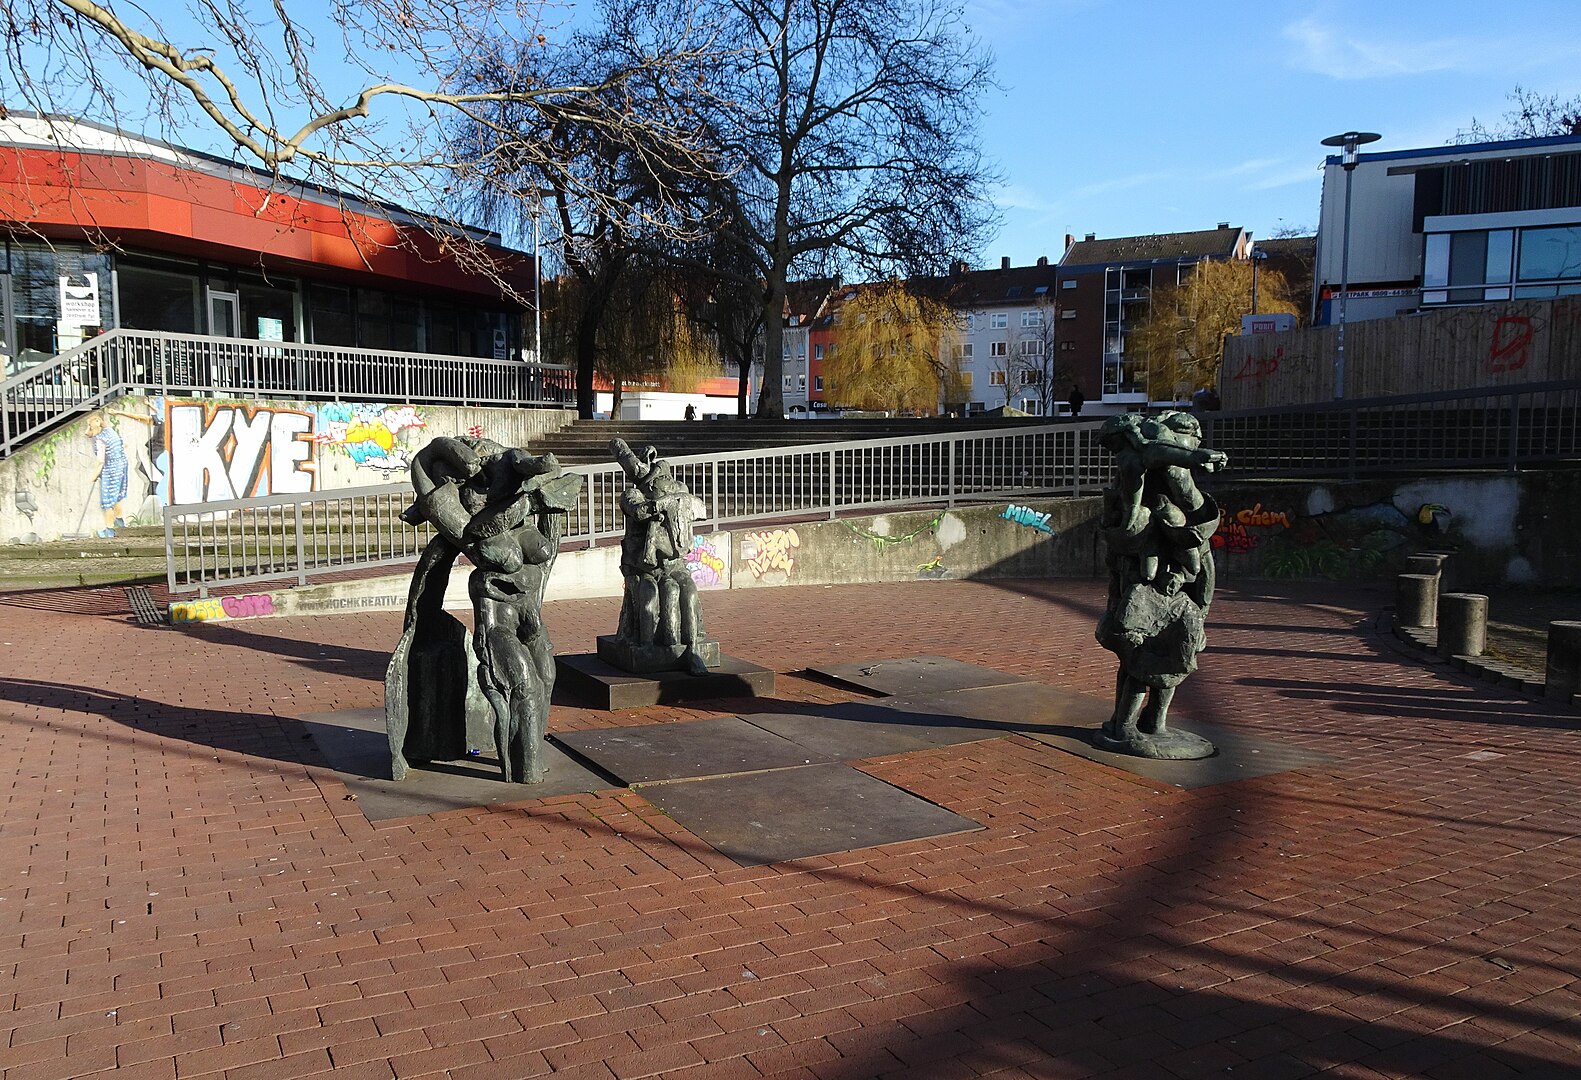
xmin=124 ymin=586 xmax=167 ymax=627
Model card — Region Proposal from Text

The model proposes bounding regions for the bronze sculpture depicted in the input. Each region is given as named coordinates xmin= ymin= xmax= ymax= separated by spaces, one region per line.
xmin=386 ymin=436 xmax=583 ymax=782
xmin=599 ymin=438 xmax=720 ymax=676
xmin=1093 ymin=411 xmax=1224 ymax=760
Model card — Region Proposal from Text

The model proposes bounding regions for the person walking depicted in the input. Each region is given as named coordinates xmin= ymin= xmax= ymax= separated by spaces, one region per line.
xmin=1066 ymin=384 xmax=1086 ymax=418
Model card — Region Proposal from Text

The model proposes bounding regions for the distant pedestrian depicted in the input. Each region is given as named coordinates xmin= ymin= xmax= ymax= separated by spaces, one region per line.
xmin=1066 ymin=385 xmax=1085 ymax=418
xmin=684 ymin=404 xmax=697 ymax=421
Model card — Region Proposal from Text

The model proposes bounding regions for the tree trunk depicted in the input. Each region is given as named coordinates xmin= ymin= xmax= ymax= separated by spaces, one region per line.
xmin=757 ymin=276 xmax=786 ymax=418
xmin=575 ymin=304 xmax=601 ymax=420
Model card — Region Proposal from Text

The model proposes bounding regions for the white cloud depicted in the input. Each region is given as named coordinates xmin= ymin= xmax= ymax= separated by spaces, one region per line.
xmin=1283 ymin=15 xmax=1492 ymax=80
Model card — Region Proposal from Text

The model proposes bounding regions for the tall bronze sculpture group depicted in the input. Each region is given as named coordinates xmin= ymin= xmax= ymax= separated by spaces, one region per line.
xmin=386 ymin=410 xmax=1226 ymax=783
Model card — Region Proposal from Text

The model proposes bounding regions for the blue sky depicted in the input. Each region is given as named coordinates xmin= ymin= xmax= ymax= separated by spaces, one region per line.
xmin=972 ymin=0 xmax=1581 ymax=264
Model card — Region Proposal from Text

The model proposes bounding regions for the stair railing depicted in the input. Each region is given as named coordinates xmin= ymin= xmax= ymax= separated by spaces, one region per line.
xmin=2 ymin=329 xmax=576 ymax=459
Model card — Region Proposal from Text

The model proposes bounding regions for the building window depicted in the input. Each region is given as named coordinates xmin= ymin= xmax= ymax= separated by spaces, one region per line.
xmin=1519 ymin=226 xmax=1581 ymax=282
xmin=1061 ymin=309 xmax=1076 ymax=319
xmin=783 ymin=375 xmax=792 ymax=390
xmin=1061 ymin=341 xmax=1076 ymax=351
xmin=1018 ymin=369 xmax=1036 ymax=385
xmin=814 ymin=375 xmax=823 ymax=391
xmin=989 ymin=370 xmax=1007 ymax=385
xmin=959 ymin=342 xmax=974 ymax=359
xmin=989 ymin=341 xmax=1007 ymax=357
xmin=990 ymin=312 xmax=1008 ymax=329
xmin=118 ymin=263 xmax=201 ymax=336
xmin=798 ymin=373 xmax=806 ymax=391
xmin=1020 ymin=339 xmax=1044 ymax=356
xmin=958 ymin=372 xmax=973 ymax=388
xmin=1062 ymin=279 xmax=1077 ymax=289
xmin=1424 ymin=224 xmax=1580 ymax=305
xmin=814 ymin=344 xmax=824 ymax=360
xmin=1021 ymin=310 xmax=1043 ymax=327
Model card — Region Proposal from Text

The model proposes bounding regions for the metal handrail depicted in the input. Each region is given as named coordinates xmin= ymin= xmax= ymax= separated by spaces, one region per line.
xmin=1204 ymin=379 xmax=1581 ymax=477
xmin=1 ymin=328 xmax=575 ymax=458
xmin=164 ymin=421 xmax=1112 ymax=594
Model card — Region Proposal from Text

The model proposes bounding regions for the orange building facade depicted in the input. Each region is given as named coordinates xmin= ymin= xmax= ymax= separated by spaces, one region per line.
xmin=0 ymin=116 xmax=534 ymax=378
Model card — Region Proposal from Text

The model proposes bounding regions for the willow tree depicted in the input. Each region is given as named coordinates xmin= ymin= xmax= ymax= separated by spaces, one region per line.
xmin=823 ymin=281 xmax=961 ymax=414
xmin=1130 ymin=258 xmax=1299 ymax=400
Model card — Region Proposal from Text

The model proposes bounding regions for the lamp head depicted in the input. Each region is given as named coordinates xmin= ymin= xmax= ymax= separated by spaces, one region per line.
xmin=1322 ymin=131 xmax=1381 ymax=169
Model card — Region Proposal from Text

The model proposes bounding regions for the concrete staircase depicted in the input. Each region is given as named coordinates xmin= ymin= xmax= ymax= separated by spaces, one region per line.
xmin=0 ymin=526 xmax=169 ymax=590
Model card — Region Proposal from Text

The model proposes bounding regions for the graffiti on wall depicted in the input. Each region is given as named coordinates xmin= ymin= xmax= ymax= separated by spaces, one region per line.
xmin=167 ymin=403 xmax=315 ymax=504
xmin=741 ymin=528 xmax=800 ymax=580
xmin=685 ymin=535 xmax=727 ymax=589
xmin=170 ymin=593 xmax=276 ymax=623
xmin=1487 ymin=315 xmax=1533 ymax=375
xmin=1002 ymin=504 xmax=1054 ymax=533
xmin=1212 ymin=502 xmax=1293 ymax=555
xmin=313 ymin=403 xmax=428 ymax=472
xmin=1255 ymin=501 xmax=1451 ymax=579
xmin=916 ymin=555 xmax=949 ymax=579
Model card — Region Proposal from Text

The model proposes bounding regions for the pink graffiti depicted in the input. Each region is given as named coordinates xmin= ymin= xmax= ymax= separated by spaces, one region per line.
xmin=220 ymin=594 xmax=275 ymax=619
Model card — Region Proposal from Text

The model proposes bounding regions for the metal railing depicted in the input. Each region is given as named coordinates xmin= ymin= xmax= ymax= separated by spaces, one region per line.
xmin=164 ymin=421 xmax=1112 ymax=593
xmin=1 ymin=328 xmax=575 ymax=458
xmin=1204 ymin=380 xmax=1581 ymax=477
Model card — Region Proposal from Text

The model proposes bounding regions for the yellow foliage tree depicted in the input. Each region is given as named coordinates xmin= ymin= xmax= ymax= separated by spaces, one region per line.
xmin=823 ymin=282 xmax=962 ymax=414
xmin=1130 ymin=258 xmax=1300 ymax=400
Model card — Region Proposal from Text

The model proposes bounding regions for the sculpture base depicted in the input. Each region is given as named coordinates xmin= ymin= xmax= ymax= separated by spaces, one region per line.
xmin=597 ymin=635 xmax=721 ymax=675
xmin=1093 ymin=726 xmax=1216 ymax=761
xmin=557 ymin=652 xmax=775 ymax=711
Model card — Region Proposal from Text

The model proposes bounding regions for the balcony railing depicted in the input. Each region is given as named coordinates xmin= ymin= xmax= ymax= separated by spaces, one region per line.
xmin=1 ymin=329 xmax=574 ymax=458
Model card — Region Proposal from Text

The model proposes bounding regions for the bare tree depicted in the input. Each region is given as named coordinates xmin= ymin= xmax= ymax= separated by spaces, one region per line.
xmin=631 ymin=0 xmax=999 ymax=417
xmin=0 ymin=0 xmax=720 ymax=300
xmin=1456 ymin=85 xmax=1581 ymax=143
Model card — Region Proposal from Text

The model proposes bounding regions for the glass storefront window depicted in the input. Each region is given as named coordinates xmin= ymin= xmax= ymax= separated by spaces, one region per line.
xmin=239 ymin=278 xmax=297 ymax=341
xmin=118 ymin=263 xmax=200 ymax=333
xmin=307 ymin=283 xmax=354 ymax=346
xmin=5 ymin=243 xmax=113 ymax=370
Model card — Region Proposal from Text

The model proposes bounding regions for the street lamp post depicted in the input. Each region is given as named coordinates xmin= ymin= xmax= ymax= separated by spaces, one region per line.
xmin=1249 ymin=246 xmax=1268 ymax=317
xmin=1320 ymin=131 xmax=1380 ymax=399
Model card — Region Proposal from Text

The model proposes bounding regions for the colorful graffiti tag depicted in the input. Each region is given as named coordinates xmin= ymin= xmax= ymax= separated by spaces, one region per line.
xmin=312 ymin=403 xmax=427 ymax=472
xmin=167 ymin=403 xmax=316 ymax=504
xmin=170 ymin=593 xmax=276 ymax=623
xmin=685 ymin=535 xmax=727 ymax=589
xmin=741 ymin=528 xmax=800 ymax=580
xmin=1212 ymin=502 xmax=1292 ymax=555
xmin=1002 ymin=504 xmax=1054 ymax=533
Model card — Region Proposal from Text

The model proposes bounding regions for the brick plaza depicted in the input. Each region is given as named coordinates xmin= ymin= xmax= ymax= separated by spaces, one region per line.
xmin=1 ymin=579 xmax=1578 ymax=1080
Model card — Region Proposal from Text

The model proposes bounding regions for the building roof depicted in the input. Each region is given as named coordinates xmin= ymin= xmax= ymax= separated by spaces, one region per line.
xmin=1255 ymin=235 xmax=1316 ymax=258
xmin=1060 ymin=225 xmax=1245 ymax=268
xmin=784 ymin=278 xmax=839 ymax=325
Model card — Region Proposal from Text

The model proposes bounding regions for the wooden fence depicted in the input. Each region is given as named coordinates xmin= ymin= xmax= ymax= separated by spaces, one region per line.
xmin=1219 ymin=296 xmax=1581 ymax=409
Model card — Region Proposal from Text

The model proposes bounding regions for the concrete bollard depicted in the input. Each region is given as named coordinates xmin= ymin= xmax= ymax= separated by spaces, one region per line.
xmin=1403 ymin=554 xmax=1446 ymax=578
xmin=1437 ymin=593 xmax=1488 ymax=659
xmin=1546 ymin=621 xmax=1581 ymax=702
xmin=1396 ymin=573 xmax=1438 ymax=629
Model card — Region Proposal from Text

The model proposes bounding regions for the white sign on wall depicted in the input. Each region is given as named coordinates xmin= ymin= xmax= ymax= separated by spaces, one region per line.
xmin=59 ymin=272 xmax=100 ymax=327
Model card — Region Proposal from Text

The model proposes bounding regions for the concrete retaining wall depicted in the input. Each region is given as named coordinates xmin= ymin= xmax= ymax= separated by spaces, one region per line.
xmin=1 ymin=395 xmax=575 ymax=543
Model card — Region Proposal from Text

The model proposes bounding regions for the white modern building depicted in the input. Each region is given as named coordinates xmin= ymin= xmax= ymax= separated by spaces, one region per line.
xmin=1314 ymin=132 xmax=1581 ymax=323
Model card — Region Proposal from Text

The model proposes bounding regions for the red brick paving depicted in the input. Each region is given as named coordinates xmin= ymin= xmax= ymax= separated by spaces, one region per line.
xmin=1 ymin=578 xmax=1580 ymax=1079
